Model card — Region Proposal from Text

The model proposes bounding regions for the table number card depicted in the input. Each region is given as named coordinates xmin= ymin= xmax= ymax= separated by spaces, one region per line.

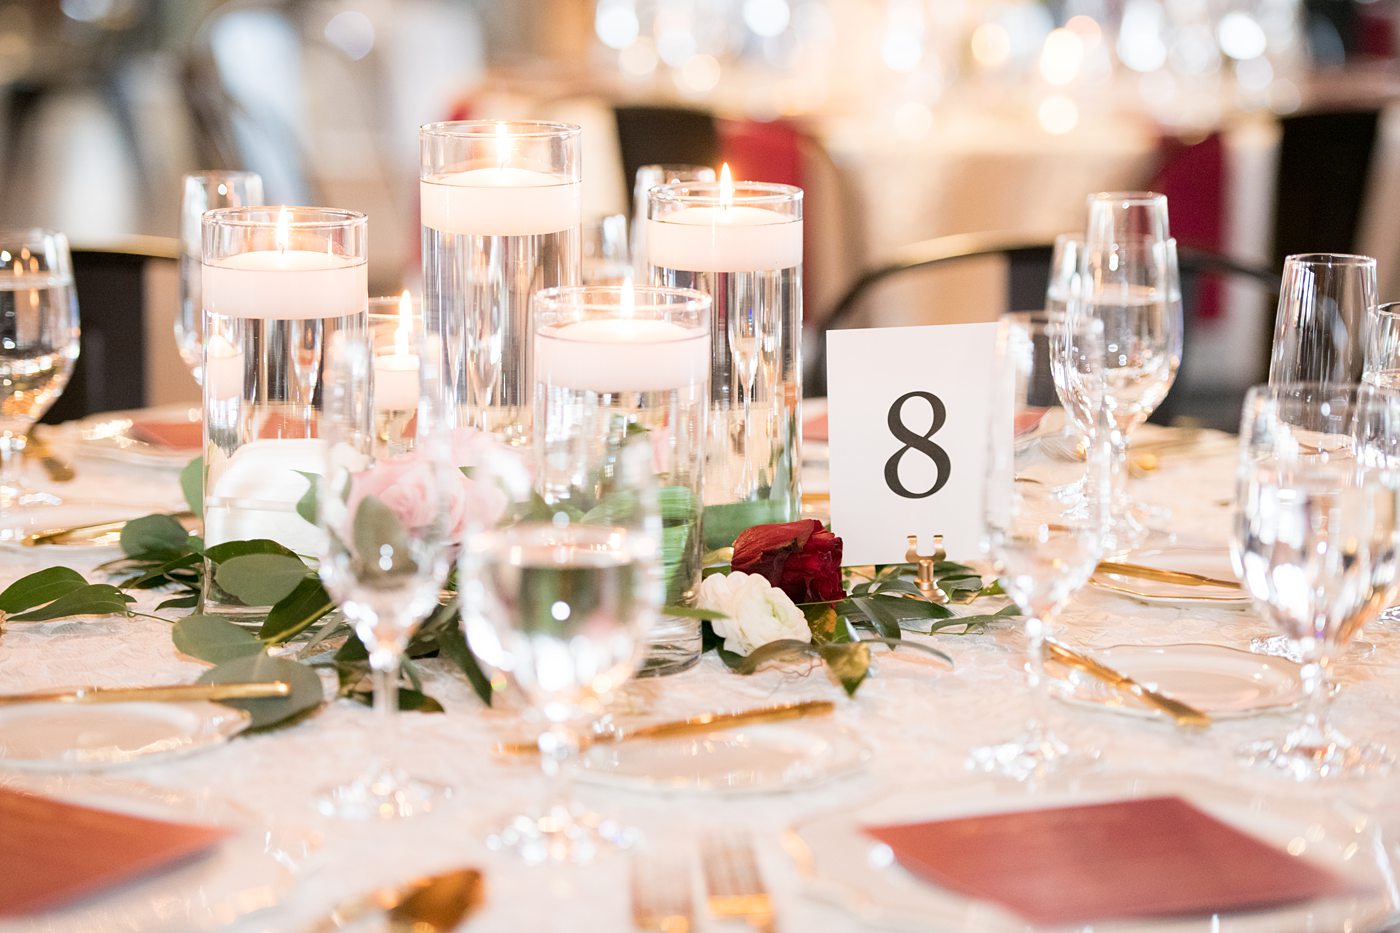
xmin=826 ymin=322 xmax=999 ymax=566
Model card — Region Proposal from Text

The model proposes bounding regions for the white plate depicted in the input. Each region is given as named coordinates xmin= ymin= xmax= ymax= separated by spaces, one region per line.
xmin=71 ymin=405 xmax=199 ymax=469
xmin=787 ymin=774 xmax=1399 ymax=932
xmin=0 ymin=500 xmax=182 ymax=551
xmin=575 ymin=723 xmax=871 ymax=795
xmin=1092 ymin=545 xmax=1250 ymax=606
xmin=0 ymin=773 xmax=314 ymax=933
xmin=1051 ymin=643 xmax=1303 ymax=720
xmin=0 ymin=702 xmax=251 ymax=771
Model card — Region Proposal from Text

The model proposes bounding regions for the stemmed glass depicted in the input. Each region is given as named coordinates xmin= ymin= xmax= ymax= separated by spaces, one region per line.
xmin=315 ymin=329 xmax=456 ymax=819
xmin=1073 ymin=192 xmax=1183 ymax=553
xmin=1268 ymin=253 xmax=1376 ymax=386
xmin=969 ymin=312 xmax=1110 ymax=780
xmin=728 ymin=283 xmax=780 ymax=497
xmin=0 ymin=228 xmax=80 ymax=536
xmin=461 ymin=428 xmax=663 ymax=863
xmin=1233 ymin=383 xmax=1400 ymax=779
xmin=177 ymin=171 xmax=262 ymax=385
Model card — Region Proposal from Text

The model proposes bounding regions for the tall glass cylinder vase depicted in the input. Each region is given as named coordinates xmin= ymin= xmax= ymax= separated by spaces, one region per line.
xmin=533 ymin=285 xmax=710 ymax=675
xmin=646 ymin=178 xmax=802 ymax=548
xmin=201 ymin=206 xmax=368 ymax=620
xmin=420 ymin=121 xmax=582 ymax=444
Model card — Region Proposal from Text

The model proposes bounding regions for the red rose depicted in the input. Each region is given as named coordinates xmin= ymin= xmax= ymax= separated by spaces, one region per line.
xmin=731 ymin=519 xmax=845 ymax=604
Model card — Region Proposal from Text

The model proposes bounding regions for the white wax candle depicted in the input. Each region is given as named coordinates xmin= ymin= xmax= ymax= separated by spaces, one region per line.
xmin=420 ymin=169 xmax=581 ymax=236
xmin=647 ymin=205 xmax=802 ymax=273
xmin=204 ymin=333 xmax=244 ymax=401
xmin=203 ymin=250 xmax=367 ymax=320
xmin=374 ymin=353 xmax=420 ymax=411
xmin=535 ymin=318 xmax=708 ymax=392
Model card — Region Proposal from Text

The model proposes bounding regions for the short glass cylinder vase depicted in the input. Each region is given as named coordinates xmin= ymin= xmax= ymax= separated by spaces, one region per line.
xmin=200 ymin=206 xmax=368 ymax=620
xmin=420 ymin=120 xmax=582 ymax=445
xmin=533 ymin=285 xmax=711 ymax=675
xmin=646 ymin=178 xmax=803 ymax=548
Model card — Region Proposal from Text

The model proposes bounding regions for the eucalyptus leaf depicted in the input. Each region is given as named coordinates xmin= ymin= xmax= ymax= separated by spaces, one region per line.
xmin=119 ymin=513 xmax=192 ymax=558
xmin=660 ymin=605 xmax=726 ymax=621
xmin=849 ymin=596 xmax=903 ymax=642
xmin=204 ymin=539 xmax=299 ymax=563
xmin=180 ymin=456 xmax=203 ymax=514
xmin=156 ymin=594 xmax=200 ymax=611
xmin=122 ymin=552 xmax=202 ymax=589
xmin=215 ymin=554 xmax=311 ymax=607
xmin=172 ymin=614 xmax=264 ymax=663
xmin=8 ymin=584 xmax=133 ymax=622
xmin=294 ymin=471 xmax=318 ymax=526
xmin=0 ymin=567 xmax=87 ymax=613
xmin=197 ymin=653 xmax=323 ymax=729
xmin=720 ymin=639 xmax=823 ymax=674
xmin=259 ymin=576 xmax=335 ymax=644
xmin=437 ymin=620 xmax=494 ymax=707
xmin=352 ymin=495 xmax=411 ymax=573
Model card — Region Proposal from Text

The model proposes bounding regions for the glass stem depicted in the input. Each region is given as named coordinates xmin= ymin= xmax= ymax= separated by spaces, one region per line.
xmin=0 ymin=430 xmax=26 ymax=497
xmin=1024 ymin=614 xmax=1049 ymax=738
xmin=369 ymin=647 xmax=401 ymax=774
xmin=1107 ymin=426 xmax=1130 ymax=519
xmin=1294 ymin=652 xmax=1334 ymax=748
xmin=536 ymin=722 xmax=579 ymax=832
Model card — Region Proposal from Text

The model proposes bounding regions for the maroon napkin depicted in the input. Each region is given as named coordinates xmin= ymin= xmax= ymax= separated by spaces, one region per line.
xmin=0 ymin=787 xmax=231 ymax=917
xmin=864 ymin=796 xmax=1359 ymax=926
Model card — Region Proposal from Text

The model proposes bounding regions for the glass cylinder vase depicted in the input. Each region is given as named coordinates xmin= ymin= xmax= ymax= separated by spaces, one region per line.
xmin=420 ymin=120 xmax=582 ymax=445
xmin=200 ymin=206 xmax=368 ymax=620
xmin=646 ymin=179 xmax=802 ymax=548
xmin=533 ymin=285 xmax=711 ymax=675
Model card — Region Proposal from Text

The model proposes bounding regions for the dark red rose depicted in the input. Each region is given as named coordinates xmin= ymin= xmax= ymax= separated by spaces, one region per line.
xmin=731 ymin=519 xmax=845 ymax=604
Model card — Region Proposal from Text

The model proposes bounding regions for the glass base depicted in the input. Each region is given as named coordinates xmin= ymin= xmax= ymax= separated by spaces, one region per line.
xmin=316 ymin=766 xmax=450 ymax=820
xmin=486 ymin=805 xmax=639 ymax=865
xmin=1240 ymin=732 xmax=1393 ymax=781
xmin=636 ymin=615 xmax=701 ymax=677
xmin=1249 ymin=634 xmax=1377 ymax=663
xmin=967 ymin=726 xmax=1098 ymax=782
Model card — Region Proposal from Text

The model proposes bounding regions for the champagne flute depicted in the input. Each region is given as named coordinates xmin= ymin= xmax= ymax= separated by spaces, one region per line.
xmin=315 ymin=329 xmax=455 ymax=819
xmin=178 ymin=171 xmax=263 ymax=384
xmin=969 ymin=312 xmax=1110 ymax=780
xmin=461 ymin=428 xmax=662 ymax=863
xmin=1233 ymin=383 xmax=1400 ymax=779
xmin=1269 ymin=253 xmax=1376 ymax=386
xmin=0 ymin=228 xmax=80 ymax=535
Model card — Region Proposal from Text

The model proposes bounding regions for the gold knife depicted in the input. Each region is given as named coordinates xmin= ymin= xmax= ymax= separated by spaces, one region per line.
xmin=1044 ymin=640 xmax=1210 ymax=728
xmin=1096 ymin=561 xmax=1241 ymax=590
xmin=21 ymin=510 xmax=199 ymax=548
xmin=496 ymin=699 xmax=836 ymax=755
xmin=0 ymin=681 xmax=291 ymax=706
xmin=25 ymin=426 xmax=74 ymax=482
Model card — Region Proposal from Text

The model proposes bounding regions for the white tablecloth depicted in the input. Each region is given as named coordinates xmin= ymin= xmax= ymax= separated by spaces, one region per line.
xmin=3 ymin=425 xmax=1400 ymax=932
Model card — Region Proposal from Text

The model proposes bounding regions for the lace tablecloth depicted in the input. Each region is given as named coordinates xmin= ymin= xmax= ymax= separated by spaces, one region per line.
xmin=2 ymin=424 xmax=1399 ymax=933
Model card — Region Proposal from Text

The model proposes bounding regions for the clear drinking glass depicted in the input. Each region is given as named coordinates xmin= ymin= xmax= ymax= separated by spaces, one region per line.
xmin=1074 ymin=192 xmax=1183 ymax=554
xmin=1362 ymin=300 xmax=1400 ymax=389
xmin=1232 ymin=383 xmax=1400 ymax=779
xmin=0 ymin=228 xmax=80 ymax=535
xmin=178 ymin=171 xmax=263 ymax=385
xmin=461 ymin=425 xmax=663 ymax=863
xmin=1268 ymin=254 xmax=1377 ymax=386
xmin=582 ymin=214 xmax=632 ymax=285
xmin=970 ymin=312 xmax=1110 ymax=781
xmin=630 ymin=163 xmax=715 ymax=280
xmin=315 ymin=329 xmax=456 ymax=818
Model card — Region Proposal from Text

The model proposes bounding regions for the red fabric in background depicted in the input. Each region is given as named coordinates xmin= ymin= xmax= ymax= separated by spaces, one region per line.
xmin=1153 ymin=132 xmax=1225 ymax=319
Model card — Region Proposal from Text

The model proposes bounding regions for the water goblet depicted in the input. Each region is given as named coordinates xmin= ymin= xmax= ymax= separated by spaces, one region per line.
xmin=1269 ymin=253 xmax=1376 ymax=386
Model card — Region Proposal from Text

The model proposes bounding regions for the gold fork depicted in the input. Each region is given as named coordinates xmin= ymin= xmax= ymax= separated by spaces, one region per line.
xmin=630 ymin=852 xmax=693 ymax=933
xmin=701 ymin=833 xmax=775 ymax=933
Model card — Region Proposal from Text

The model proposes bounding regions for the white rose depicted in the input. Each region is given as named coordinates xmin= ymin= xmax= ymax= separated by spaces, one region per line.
xmin=696 ymin=571 xmax=811 ymax=657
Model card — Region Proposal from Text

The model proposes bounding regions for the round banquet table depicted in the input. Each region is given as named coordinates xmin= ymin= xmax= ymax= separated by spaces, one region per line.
xmin=2 ymin=417 xmax=1400 ymax=933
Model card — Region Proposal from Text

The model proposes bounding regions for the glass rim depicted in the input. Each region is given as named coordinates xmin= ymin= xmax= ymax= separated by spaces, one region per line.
xmin=1284 ymin=252 xmax=1377 ymax=268
xmin=202 ymin=206 xmax=367 ymax=229
xmin=635 ymin=162 xmax=717 ymax=177
xmin=0 ymin=227 xmax=68 ymax=244
xmin=534 ymin=284 xmax=712 ymax=313
xmin=419 ymin=120 xmax=581 ymax=140
xmin=182 ymin=169 xmax=262 ymax=183
xmin=648 ymin=180 xmax=803 ymax=208
xmin=1379 ymin=301 xmax=1400 ymax=312
xmin=1087 ymin=190 xmax=1167 ymax=205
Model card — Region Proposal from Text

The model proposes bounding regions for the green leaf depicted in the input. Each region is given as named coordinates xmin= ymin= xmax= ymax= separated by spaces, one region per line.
xmin=335 ymin=632 xmax=368 ymax=662
xmin=294 ymin=471 xmax=318 ymax=526
xmin=172 ymin=614 xmax=264 ymax=664
xmin=849 ymin=596 xmax=903 ymax=642
xmin=8 ymin=584 xmax=133 ymax=621
xmin=156 ymin=594 xmax=201 ymax=611
xmin=119 ymin=513 xmax=191 ymax=558
xmin=0 ymin=567 xmax=87 ymax=613
xmin=395 ymin=689 xmax=445 ymax=712
xmin=122 ymin=552 xmax=203 ymax=589
xmin=203 ymin=539 xmax=299 ymax=563
xmin=180 ymin=456 xmax=203 ymax=514
xmin=660 ymin=605 xmax=727 ymax=621
xmin=197 ymin=653 xmax=324 ymax=730
xmin=721 ymin=638 xmax=823 ymax=674
xmin=352 ymin=495 xmax=411 ymax=572
xmin=436 ymin=621 xmax=494 ymax=707
xmin=818 ymin=641 xmax=871 ymax=696
xmin=259 ymin=576 xmax=334 ymax=644
xmin=215 ymin=554 xmax=311 ymax=607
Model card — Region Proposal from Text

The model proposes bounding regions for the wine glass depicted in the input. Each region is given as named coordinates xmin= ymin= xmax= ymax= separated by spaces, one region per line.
xmin=1362 ymin=300 xmax=1400 ymax=389
xmin=1074 ymin=192 xmax=1183 ymax=554
xmin=315 ymin=329 xmax=455 ymax=818
xmin=1233 ymin=383 xmax=1400 ymax=779
xmin=460 ymin=426 xmax=663 ymax=863
xmin=969 ymin=312 xmax=1110 ymax=780
xmin=581 ymin=214 xmax=632 ymax=285
xmin=0 ymin=228 xmax=80 ymax=536
xmin=177 ymin=171 xmax=263 ymax=385
xmin=1268 ymin=253 xmax=1376 ymax=386
xmin=631 ymin=164 xmax=715 ymax=280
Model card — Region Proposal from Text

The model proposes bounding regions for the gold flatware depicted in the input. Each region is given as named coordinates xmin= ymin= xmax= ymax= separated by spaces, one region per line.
xmin=21 ymin=510 xmax=199 ymax=548
xmin=631 ymin=852 xmax=694 ymax=932
xmin=1096 ymin=561 xmax=1240 ymax=590
xmin=25 ymin=426 xmax=74 ymax=482
xmin=308 ymin=867 xmax=485 ymax=933
xmin=701 ymin=833 xmax=775 ymax=933
xmin=0 ymin=681 xmax=291 ymax=706
xmin=495 ymin=699 xmax=836 ymax=756
xmin=1044 ymin=640 xmax=1211 ymax=728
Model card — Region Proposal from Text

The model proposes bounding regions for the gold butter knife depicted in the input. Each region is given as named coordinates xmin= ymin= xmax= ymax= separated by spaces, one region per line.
xmin=496 ymin=699 xmax=835 ymax=755
xmin=1096 ymin=561 xmax=1241 ymax=590
xmin=0 ymin=681 xmax=291 ymax=706
xmin=22 ymin=510 xmax=199 ymax=548
xmin=25 ymin=426 xmax=74 ymax=483
xmin=1044 ymin=640 xmax=1210 ymax=728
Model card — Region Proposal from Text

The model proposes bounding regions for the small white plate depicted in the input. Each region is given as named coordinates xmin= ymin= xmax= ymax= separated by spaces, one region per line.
xmin=575 ymin=723 xmax=871 ymax=795
xmin=0 ymin=702 xmax=251 ymax=771
xmin=71 ymin=405 xmax=199 ymax=469
xmin=1 ymin=499 xmax=181 ymax=551
xmin=1092 ymin=545 xmax=1250 ymax=606
xmin=1052 ymin=643 xmax=1302 ymax=720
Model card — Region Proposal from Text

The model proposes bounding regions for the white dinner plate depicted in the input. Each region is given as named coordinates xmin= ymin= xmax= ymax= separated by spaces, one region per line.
xmin=787 ymin=774 xmax=1399 ymax=932
xmin=575 ymin=723 xmax=871 ymax=795
xmin=1092 ymin=545 xmax=1250 ymax=606
xmin=0 ymin=772 xmax=314 ymax=933
xmin=1 ymin=499 xmax=182 ymax=551
xmin=70 ymin=405 xmax=199 ymax=469
xmin=0 ymin=701 xmax=251 ymax=771
xmin=1050 ymin=643 xmax=1303 ymax=720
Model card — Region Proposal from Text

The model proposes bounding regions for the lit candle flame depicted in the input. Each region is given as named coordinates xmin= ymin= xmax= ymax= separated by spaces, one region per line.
xmin=395 ymin=289 xmax=414 ymax=357
xmin=496 ymin=122 xmax=510 ymax=171
xmin=275 ymin=206 xmax=290 ymax=254
xmin=719 ymin=163 xmax=734 ymax=211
